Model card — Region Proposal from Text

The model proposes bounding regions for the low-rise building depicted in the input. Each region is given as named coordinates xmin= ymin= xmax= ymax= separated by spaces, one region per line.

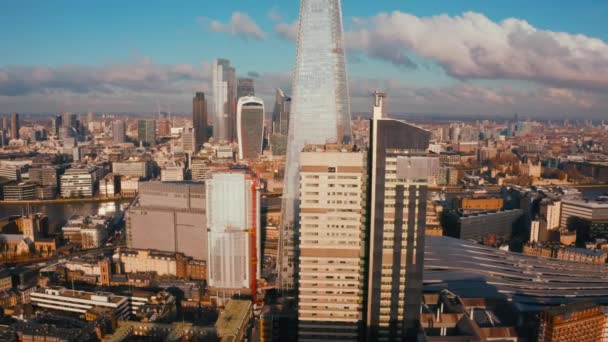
xmin=556 ymin=247 xmax=607 ymax=264
xmin=30 ymin=286 xmax=130 ymax=320
xmin=61 ymin=167 xmax=100 ymax=198
xmin=120 ymin=176 xmax=139 ymax=197
xmin=114 ymin=248 xmax=207 ymax=280
xmin=538 ymin=302 xmax=605 ymax=342
xmin=216 ymin=300 xmax=253 ymax=342
xmin=2 ymin=182 xmax=37 ymax=200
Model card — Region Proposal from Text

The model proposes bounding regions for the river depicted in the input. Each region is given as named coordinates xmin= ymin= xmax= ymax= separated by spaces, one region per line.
xmin=0 ymin=200 xmax=130 ymax=234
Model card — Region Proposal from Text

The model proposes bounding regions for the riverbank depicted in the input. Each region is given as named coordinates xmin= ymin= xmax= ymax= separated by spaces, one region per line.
xmin=0 ymin=195 xmax=136 ymax=205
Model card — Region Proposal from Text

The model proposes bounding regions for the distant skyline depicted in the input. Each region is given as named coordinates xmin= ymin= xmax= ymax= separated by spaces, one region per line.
xmin=1 ymin=0 xmax=607 ymax=118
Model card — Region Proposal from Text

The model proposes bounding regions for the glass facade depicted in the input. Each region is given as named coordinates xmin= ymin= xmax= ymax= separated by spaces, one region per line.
xmin=212 ymin=59 xmax=236 ymax=142
xmin=237 ymin=96 xmax=265 ymax=160
xmin=279 ymin=0 xmax=352 ymax=288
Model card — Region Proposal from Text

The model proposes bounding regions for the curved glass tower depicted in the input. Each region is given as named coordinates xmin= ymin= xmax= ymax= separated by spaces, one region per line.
xmin=278 ymin=0 xmax=352 ymax=288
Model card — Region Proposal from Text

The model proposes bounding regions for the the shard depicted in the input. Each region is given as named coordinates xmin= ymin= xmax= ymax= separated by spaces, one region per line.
xmin=278 ymin=0 xmax=352 ymax=288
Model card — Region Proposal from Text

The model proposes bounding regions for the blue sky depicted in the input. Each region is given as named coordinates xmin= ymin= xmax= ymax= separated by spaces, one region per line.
xmin=0 ymin=0 xmax=607 ymax=117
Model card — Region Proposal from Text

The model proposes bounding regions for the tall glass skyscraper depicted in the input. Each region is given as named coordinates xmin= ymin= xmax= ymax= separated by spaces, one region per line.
xmin=278 ymin=0 xmax=352 ymax=288
xmin=212 ymin=59 xmax=236 ymax=142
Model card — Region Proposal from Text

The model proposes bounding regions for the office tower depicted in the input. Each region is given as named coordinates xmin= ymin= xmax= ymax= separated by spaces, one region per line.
xmin=279 ymin=0 xmax=352 ymax=289
xmin=137 ymin=119 xmax=156 ymax=145
xmin=10 ymin=112 xmax=19 ymax=139
xmin=237 ymin=96 xmax=265 ymax=160
xmin=538 ymin=302 xmax=605 ymax=342
xmin=112 ymin=120 xmax=126 ymax=143
xmin=51 ymin=115 xmax=62 ymax=137
xmin=270 ymin=89 xmax=292 ymax=156
xmin=2 ymin=116 xmax=7 ymax=134
xmin=61 ymin=112 xmax=78 ymax=138
xmin=366 ymin=92 xmax=431 ymax=341
xmin=212 ymin=59 xmax=237 ymax=142
xmin=182 ymin=126 xmax=196 ymax=153
xmin=237 ymin=78 xmax=255 ymax=99
xmin=271 ymin=88 xmax=291 ymax=136
xmin=298 ymin=144 xmax=367 ymax=341
xmin=126 ymin=182 xmax=207 ymax=260
xmin=87 ymin=112 xmax=94 ymax=123
xmin=206 ymin=171 xmax=260 ymax=294
xmin=158 ymin=119 xmax=171 ymax=137
xmin=193 ymin=92 xmax=208 ymax=149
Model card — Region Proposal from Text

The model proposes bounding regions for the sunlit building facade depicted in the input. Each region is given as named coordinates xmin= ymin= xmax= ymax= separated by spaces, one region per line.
xmin=237 ymin=96 xmax=265 ymax=160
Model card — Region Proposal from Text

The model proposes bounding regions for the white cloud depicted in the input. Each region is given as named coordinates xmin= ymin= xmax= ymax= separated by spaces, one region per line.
xmin=206 ymin=12 xmax=266 ymax=41
xmin=275 ymin=20 xmax=298 ymax=41
xmin=346 ymin=11 xmax=608 ymax=92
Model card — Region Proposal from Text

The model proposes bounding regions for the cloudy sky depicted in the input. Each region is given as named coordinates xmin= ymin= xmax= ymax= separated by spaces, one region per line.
xmin=1 ymin=0 xmax=607 ymax=118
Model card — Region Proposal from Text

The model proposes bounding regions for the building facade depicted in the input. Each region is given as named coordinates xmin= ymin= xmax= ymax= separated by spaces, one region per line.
xmin=237 ymin=96 xmax=265 ymax=160
xmin=279 ymin=0 xmax=352 ymax=288
xmin=206 ymin=172 xmax=260 ymax=293
xmin=193 ymin=92 xmax=208 ymax=149
xmin=367 ymin=92 xmax=431 ymax=341
xmin=212 ymin=59 xmax=237 ymax=142
xmin=560 ymin=199 xmax=608 ymax=228
xmin=126 ymin=181 xmax=207 ymax=261
xmin=112 ymin=120 xmax=126 ymax=143
xmin=137 ymin=120 xmax=156 ymax=145
xmin=297 ymin=145 xmax=367 ymax=341
xmin=537 ymin=302 xmax=605 ymax=342
xmin=60 ymin=167 xmax=99 ymax=198
xmin=237 ymin=78 xmax=255 ymax=99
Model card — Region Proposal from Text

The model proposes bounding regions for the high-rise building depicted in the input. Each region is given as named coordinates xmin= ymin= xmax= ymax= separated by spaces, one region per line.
xmin=279 ymin=0 xmax=352 ymax=289
xmin=61 ymin=112 xmax=78 ymax=138
xmin=271 ymin=88 xmax=291 ymax=136
xmin=297 ymin=144 xmax=367 ymax=341
xmin=112 ymin=120 xmax=126 ymax=143
xmin=182 ymin=126 xmax=196 ymax=154
xmin=138 ymin=120 xmax=157 ymax=145
xmin=237 ymin=96 xmax=265 ymax=160
xmin=10 ymin=112 xmax=19 ymax=139
xmin=270 ymin=89 xmax=291 ymax=156
xmin=237 ymin=78 xmax=255 ymax=99
xmin=212 ymin=59 xmax=237 ymax=142
xmin=366 ymin=92 xmax=431 ymax=341
xmin=538 ymin=302 xmax=605 ymax=342
xmin=206 ymin=171 xmax=260 ymax=294
xmin=193 ymin=92 xmax=208 ymax=149
xmin=158 ymin=119 xmax=171 ymax=137
xmin=51 ymin=115 xmax=62 ymax=137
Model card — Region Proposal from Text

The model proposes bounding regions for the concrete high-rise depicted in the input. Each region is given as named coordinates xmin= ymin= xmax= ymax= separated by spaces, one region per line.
xmin=279 ymin=0 xmax=352 ymax=289
xmin=10 ymin=113 xmax=19 ymax=139
xmin=237 ymin=96 xmax=264 ymax=160
xmin=206 ymin=171 xmax=260 ymax=294
xmin=297 ymin=144 xmax=367 ymax=341
xmin=137 ymin=120 xmax=156 ymax=145
xmin=212 ymin=59 xmax=237 ymax=142
xmin=193 ymin=92 xmax=208 ymax=149
xmin=112 ymin=120 xmax=126 ymax=143
xmin=237 ymin=78 xmax=255 ymax=99
xmin=366 ymin=92 xmax=431 ymax=341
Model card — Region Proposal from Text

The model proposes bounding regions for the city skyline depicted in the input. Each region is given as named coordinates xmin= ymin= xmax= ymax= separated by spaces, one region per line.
xmin=0 ymin=1 xmax=607 ymax=118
